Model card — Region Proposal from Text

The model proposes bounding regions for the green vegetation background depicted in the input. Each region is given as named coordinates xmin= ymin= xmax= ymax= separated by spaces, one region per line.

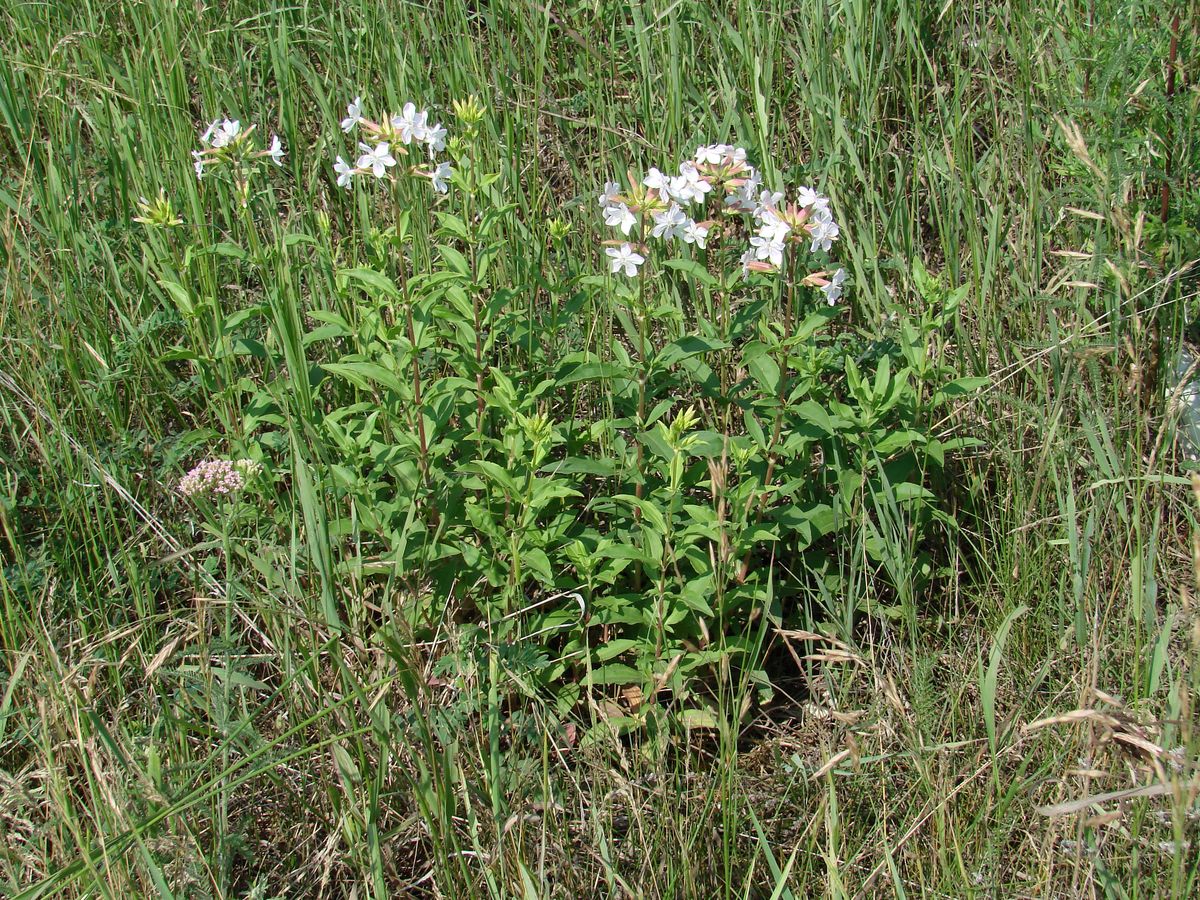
xmin=0 ymin=0 xmax=1197 ymax=896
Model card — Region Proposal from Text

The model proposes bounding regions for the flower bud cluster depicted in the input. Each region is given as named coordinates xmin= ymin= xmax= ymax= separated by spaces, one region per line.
xmin=334 ymin=96 xmax=453 ymax=194
xmin=600 ymin=142 xmax=848 ymax=305
xmin=133 ymin=189 xmax=183 ymax=228
xmin=179 ymin=458 xmax=261 ymax=499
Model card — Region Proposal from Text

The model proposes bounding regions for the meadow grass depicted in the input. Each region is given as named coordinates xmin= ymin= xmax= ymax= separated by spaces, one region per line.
xmin=1 ymin=0 xmax=1198 ymax=896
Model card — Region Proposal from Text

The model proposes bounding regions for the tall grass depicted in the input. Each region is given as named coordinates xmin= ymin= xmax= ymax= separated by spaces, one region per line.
xmin=1 ymin=0 xmax=1197 ymax=896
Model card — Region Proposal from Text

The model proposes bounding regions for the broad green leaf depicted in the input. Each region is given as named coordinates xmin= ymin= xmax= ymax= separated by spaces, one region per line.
xmin=338 ymin=267 xmax=401 ymax=298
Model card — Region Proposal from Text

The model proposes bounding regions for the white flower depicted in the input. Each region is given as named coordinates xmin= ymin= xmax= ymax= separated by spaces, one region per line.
xmin=334 ymin=155 xmax=354 ymax=188
xmin=356 ymin=141 xmax=396 ymax=178
xmin=598 ymin=181 xmax=621 ymax=207
xmin=671 ymin=161 xmax=712 ymax=204
xmin=431 ymin=160 xmax=453 ymax=193
xmin=750 ymin=234 xmax=785 ymax=267
xmin=740 ymin=249 xmax=755 ymax=278
xmin=391 ymin=102 xmax=428 ymax=144
xmin=643 ymin=167 xmax=672 ymax=195
xmin=809 ymin=218 xmax=840 ymax=253
xmin=683 ymin=220 xmax=709 ymax=249
xmin=821 ymin=268 xmax=847 ymax=305
xmin=694 ymin=144 xmax=725 ymax=165
xmin=200 ymin=120 xmax=220 ymax=145
xmin=341 ymin=96 xmax=364 ymax=133
xmin=726 ymin=145 xmax=748 ymax=164
xmin=267 ymin=134 xmax=284 ymax=166
xmin=605 ymin=243 xmax=645 ymax=277
xmin=205 ymin=119 xmax=240 ymax=149
xmin=797 ymin=185 xmax=829 ymax=212
xmin=412 ymin=109 xmax=429 ymax=142
xmin=651 ymin=203 xmax=688 ymax=240
xmin=603 ymin=202 xmax=636 ymax=235
xmin=810 ymin=205 xmax=833 ymax=225
xmin=753 ymin=189 xmax=784 ymax=220
xmin=424 ymin=122 xmax=447 ymax=153
xmin=726 ymin=166 xmax=762 ymax=211
xmin=191 ymin=150 xmax=205 ymax=180
xmin=757 ymin=209 xmax=791 ymax=243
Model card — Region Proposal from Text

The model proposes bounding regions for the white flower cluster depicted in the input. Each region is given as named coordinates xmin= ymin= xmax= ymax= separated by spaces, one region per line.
xmin=334 ymin=96 xmax=452 ymax=194
xmin=600 ymin=143 xmax=848 ymax=305
xmin=192 ymin=118 xmax=284 ymax=182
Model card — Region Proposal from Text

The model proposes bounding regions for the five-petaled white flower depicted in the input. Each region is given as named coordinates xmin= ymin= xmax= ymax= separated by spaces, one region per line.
xmin=341 ymin=97 xmax=364 ymax=133
xmin=683 ymin=220 xmax=709 ymax=249
xmin=424 ymin=122 xmax=447 ymax=153
xmin=643 ymin=167 xmax=672 ymax=195
xmin=392 ymin=102 xmax=428 ymax=144
xmin=431 ymin=161 xmax=453 ymax=193
xmin=598 ymin=181 xmax=620 ymax=207
xmin=606 ymin=243 xmax=645 ymax=277
xmin=694 ymin=144 xmax=725 ymax=165
xmin=203 ymin=119 xmax=240 ymax=149
xmin=267 ymin=134 xmax=284 ymax=166
xmin=671 ymin=161 xmax=712 ymax=205
xmin=753 ymin=189 xmax=784 ymax=219
xmin=797 ymin=185 xmax=829 ymax=212
xmin=357 ymin=141 xmax=396 ymax=178
xmin=651 ymin=203 xmax=688 ymax=240
xmin=809 ymin=218 xmax=839 ymax=253
xmin=821 ymin=267 xmax=847 ymax=305
xmin=750 ymin=234 xmax=786 ymax=268
xmin=603 ymin=202 xmax=636 ymax=235
xmin=334 ymin=156 xmax=354 ymax=188
xmin=757 ymin=209 xmax=791 ymax=244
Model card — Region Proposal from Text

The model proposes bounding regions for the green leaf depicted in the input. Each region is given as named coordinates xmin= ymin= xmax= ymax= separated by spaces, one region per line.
xmin=743 ymin=409 xmax=768 ymax=450
xmin=521 ymin=548 xmax=554 ymax=585
xmin=438 ymin=244 xmax=471 ymax=277
xmin=199 ymin=241 xmax=247 ymax=260
xmin=594 ymin=638 xmax=640 ymax=662
xmin=794 ymin=400 xmax=836 ymax=435
xmin=460 ymin=460 xmax=522 ymax=495
xmin=661 ymin=258 xmax=718 ymax=287
xmin=983 ymin=605 xmax=1028 ymax=756
xmin=338 ymin=267 xmax=401 ymax=298
xmin=655 ymin=335 xmax=728 ymax=368
xmin=585 ymin=663 xmax=644 ymax=686
xmin=434 ymin=212 xmax=470 ymax=239
xmin=872 ymin=429 xmax=926 ymax=455
xmin=157 ymin=279 xmax=193 ymax=316
xmin=612 ymin=494 xmax=668 ymax=533
xmin=555 ymin=360 xmax=629 ymax=385
xmin=540 ymin=456 xmax=619 ymax=477
xmin=742 ymin=342 xmax=780 ymax=394
xmin=322 ymin=361 xmax=406 ymax=396
xmin=331 ymin=743 xmax=362 ymax=784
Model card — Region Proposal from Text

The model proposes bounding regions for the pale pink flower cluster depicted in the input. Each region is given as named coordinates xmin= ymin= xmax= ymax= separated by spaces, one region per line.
xmin=179 ymin=459 xmax=259 ymax=498
xmin=600 ymin=142 xmax=848 ymax=304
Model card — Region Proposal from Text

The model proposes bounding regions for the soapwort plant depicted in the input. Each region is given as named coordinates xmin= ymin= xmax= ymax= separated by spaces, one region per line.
xmin=141 ymin=106 xmax=978 ymax=737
